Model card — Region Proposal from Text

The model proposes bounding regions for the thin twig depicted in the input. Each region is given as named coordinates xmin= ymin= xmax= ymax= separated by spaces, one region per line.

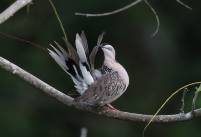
xmin=0 ymin=32 xmax=47 ymax=52
xmin=75 ymin=0 xmax=192 ymax=37
xmin=75 ymin=0 xmax=143 ymax=17
xmin=143 ymin=0 xmax=160 ymax=37
xmin=143 ymin=82 xmax=201 ymax=137
xmin=48 ymin=0 xmax=69 ymax=42
xmin=176 ymin=0 xmax=192 ymax=10
xmin=75 ymin=0 xmax=192 ymax=17
xmin=180 ymin=88 xmax=188 ymax=113
xmin=192 ymin=85 xmax=201 ymax=112
xmin=192 ymin=91 xmax=199 ymax=112
xmin=0 ymin=0 xmax=32 ymax=24
xmin=0 ymin=56 xmax=201 ymax=123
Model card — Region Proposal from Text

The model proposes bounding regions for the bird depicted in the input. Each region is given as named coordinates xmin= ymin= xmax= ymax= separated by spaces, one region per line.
xmin=48 ymin=31 xmax=129 ymax=107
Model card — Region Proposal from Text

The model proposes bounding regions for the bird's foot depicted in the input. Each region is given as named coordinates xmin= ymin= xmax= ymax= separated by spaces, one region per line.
xmin=98 ymin=104 xmax=118 ymax=113
xmin=106 ymin=104 xmax=117 ymax=110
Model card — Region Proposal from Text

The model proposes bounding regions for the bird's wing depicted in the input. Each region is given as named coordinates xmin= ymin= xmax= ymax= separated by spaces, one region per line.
xmin=75 ymin=33 xmax=94 ymax=85
xmin=75 ymin=33 xmax=89 ymax=64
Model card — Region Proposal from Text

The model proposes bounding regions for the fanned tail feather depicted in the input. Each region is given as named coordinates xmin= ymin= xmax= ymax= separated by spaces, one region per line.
xmin=75 ymin=33 xmax=94 ymax=85
xmin=80 ymin=31 xmax=89 ymax=55
xmin=48 ymin=32 xmax=95 ymax=94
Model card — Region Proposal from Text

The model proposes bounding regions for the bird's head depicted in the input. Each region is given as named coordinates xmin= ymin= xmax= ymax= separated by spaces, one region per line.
xmin=100 ymin=44 xmax=116 ymax=61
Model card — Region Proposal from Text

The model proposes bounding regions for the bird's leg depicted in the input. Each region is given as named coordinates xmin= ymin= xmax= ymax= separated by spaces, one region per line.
xmin=106 ymin=104 xmax=117 ymax=110
xmin=98 ymin=104 xmax=118 ymax=113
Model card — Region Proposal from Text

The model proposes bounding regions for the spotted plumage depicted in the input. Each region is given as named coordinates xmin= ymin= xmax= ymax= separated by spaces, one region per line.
xmin=101 ymin=65 xmax=113 ymax=74
xmin=75 ymin=71 xmax=127 ymax=106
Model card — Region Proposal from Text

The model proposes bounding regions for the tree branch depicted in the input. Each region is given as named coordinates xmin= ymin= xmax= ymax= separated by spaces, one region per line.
xmin=0 ymin=0 xmax=199 ymax=124
xmin=0 ymin=56 xmax=201 ymax=123
xmin=0 ymin=0 xmax=32 ymax=24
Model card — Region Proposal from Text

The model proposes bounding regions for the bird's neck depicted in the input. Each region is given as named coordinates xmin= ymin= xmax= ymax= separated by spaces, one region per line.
xmin=103 ymin=57 xmax=129 ymax=87
xmin=104 ymin=56 xmax=116 ymax=65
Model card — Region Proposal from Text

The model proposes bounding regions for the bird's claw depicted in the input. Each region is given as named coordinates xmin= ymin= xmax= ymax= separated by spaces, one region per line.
xmin=97 ymin=104 xmax=118 ymax=113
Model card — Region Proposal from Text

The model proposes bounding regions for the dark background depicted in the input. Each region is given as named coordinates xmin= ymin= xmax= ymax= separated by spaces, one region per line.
xmin=0 ymin=0 xmax=201 ymax=137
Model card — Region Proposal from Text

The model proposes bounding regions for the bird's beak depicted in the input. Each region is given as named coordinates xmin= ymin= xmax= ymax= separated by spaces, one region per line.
xmin=97 ymin=44 xmax=103 ymax=50
xmin=98 ymin=45 xmax=102 ymax=49
xmin=99 ymin=44 xmax=105 ymax=48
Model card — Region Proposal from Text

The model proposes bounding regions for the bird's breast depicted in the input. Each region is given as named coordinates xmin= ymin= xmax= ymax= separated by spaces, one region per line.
xmin=105 ymin=61 xmax=129 ymax=88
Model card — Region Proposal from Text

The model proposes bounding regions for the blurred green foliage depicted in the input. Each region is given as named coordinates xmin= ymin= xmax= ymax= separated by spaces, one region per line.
xmin=0 ymin=0 xmax=201 ymax=137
